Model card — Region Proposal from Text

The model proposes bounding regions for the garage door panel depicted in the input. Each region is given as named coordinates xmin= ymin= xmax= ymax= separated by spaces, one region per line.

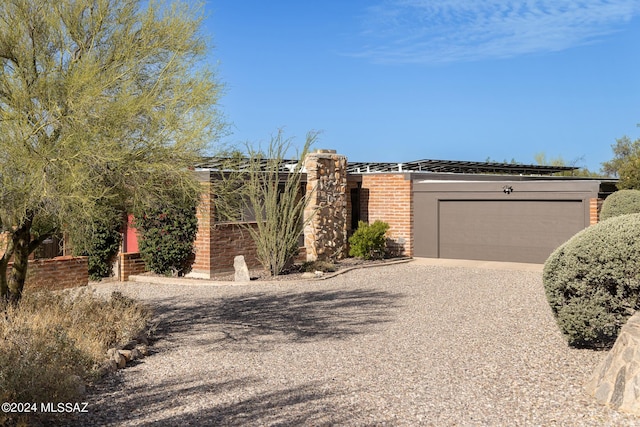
xmin=439 ymin=200 xmax=584 ymax=263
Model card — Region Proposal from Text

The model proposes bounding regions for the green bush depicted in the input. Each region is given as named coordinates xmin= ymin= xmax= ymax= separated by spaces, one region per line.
xmin=349 ymin=220 xmax=390 ymax=260
xmin=84 ymin=220 xmax=122 ymax=281
xmin=600 ymin=189 xmax=640 ymax=221
xmin=543 ymin=213 xmax=640 ymax=349
xmin=134 ymin=199 xmax=198 ymax=276
xmin=69 ymin=207 xmax=124 ymax=281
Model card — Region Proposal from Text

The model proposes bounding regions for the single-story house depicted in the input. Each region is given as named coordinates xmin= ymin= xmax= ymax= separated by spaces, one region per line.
xmin=117 ymin=150 xmax=615 ymax=279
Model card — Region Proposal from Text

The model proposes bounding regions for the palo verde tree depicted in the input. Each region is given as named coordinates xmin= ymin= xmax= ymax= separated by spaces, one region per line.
xmin=0 ymin=0 xmax=223 ymax=302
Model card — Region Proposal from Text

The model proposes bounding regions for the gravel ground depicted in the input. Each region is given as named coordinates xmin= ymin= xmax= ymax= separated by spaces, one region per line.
xmin=65 ymin=262 xmax=639 ymax=426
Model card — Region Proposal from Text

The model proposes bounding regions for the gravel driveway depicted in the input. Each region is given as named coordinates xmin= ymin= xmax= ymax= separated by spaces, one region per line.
xmin=70 ymin=262 xmax=639 ymax=426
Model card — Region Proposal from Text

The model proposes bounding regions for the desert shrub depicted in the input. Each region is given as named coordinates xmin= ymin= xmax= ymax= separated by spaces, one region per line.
xmin=245 ymin=132 xmax=315 ymax=276
xmin=599 ymin=189 xmax=640 ymax=221
xmin=0 ymin=290 xmax=151 ymax=424
xmin=543 ymin=213 xmax=640 ymax=349
xmin=349 ymin=220 xmax=390 ymax=260
xmin=134 ymin=198 xmax=198 ymax=276
xmin=300 ymin=260 xmax=337 ymax=273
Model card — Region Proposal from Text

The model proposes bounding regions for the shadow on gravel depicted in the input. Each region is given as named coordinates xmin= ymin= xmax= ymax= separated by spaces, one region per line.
xmin=72 ymin=377 xmax=350 ymax=426
xmin=63 ymin=289 xmax=402 ymax=426
xmin=152 ymin=288 xmax=404 ymax=349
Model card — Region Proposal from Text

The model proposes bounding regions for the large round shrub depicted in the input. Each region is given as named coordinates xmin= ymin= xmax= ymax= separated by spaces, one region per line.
xmin=600 ymin=189 xmax=640 ymax=221
xmin=543 ymin=213 xmax=640 ymax=349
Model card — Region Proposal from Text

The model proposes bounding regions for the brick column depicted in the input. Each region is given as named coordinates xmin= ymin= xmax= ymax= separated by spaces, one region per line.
xmin=190 ymin=177 xmax=214 ymax=278
xmin=360 ymin=174 xmax=413 ymax=257
xmin=590 ymin=198 xmax=603 ymax=225
xmin=304 ymin=150 xmax=348 ymax=261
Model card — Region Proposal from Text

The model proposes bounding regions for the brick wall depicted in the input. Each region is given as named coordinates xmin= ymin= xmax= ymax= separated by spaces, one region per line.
xmin=190 ymin=176 xmax=305 ymax=277
xmin=119 ymin=252 xmax=146 ymax=281
xmin=590 ymin=197 xmax=604 ymax=225
xmin=190 ymin=177 xmax=264 ymax=276
xmin=358 ymin=174 xmax=413 ymax=257
xmin=8 ymin=256 xmax=89 ymax=291
xmin=210 ymin=222 xmax=262 ymax=272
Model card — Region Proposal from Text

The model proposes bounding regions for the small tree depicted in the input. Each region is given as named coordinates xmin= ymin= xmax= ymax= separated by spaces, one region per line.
xmin=0 ymin=0 xmax=223 ymax=302
xmin=602 ymin=136 xmax=640 ymax=189
xmin=217 ymin=131 xmax=318 ymax=276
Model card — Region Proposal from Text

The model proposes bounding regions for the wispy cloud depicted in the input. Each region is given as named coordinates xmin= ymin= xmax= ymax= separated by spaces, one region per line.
xmin=354 ymin=0 xmax=640 ymax=64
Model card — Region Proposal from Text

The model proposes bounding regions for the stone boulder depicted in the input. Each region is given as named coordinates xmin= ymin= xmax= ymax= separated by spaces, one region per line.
xmin=234 ymin=255 xmax=251 ymax=282
xmin=586 ymin=312 xmax=640 ymax=414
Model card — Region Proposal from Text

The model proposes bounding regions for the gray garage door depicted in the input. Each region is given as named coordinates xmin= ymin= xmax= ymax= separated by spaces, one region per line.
xmin=439 ymin=200 xmax=584 ymax=263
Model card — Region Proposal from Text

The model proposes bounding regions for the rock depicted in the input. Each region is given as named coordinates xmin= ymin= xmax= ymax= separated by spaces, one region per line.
xmin=301 ymin=272 xmax=316 ymax=279
xmin=129 ymin=348 xmax=142 ymax=361
xmin=107 ymin=347 xmax=118 ymax=358
xmin=118 ymin=349 xmax=133 ymax=362
xmin=586 ymin=312 xmax=640 ymax=414
xmin=234 ymin=255 xmax=251 ymax=282
xmin=136 ymin=344 xmax=149 ymax=357
xmin=112 ymin=352 xmax=127 ymax=369
xmin=122 ymin=339 xmax=139 ymax=350
xmin=314 ymin=270 xmax=324 ymax=277
xmin=135 ymin=334 xmax=149 ymax=346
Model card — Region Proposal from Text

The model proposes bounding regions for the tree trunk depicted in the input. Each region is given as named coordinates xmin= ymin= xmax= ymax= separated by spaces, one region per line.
xmin=0 ymin=234 xmax=15 ymax=302
xmin=7 ymin=220 xmax=32 ymax=304
xmin=0 ymin=256 xmax=9 ymax=301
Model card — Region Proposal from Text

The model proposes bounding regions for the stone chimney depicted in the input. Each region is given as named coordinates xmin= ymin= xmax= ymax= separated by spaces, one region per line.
xmin=303 ymin=150 xmax=348 ymax=261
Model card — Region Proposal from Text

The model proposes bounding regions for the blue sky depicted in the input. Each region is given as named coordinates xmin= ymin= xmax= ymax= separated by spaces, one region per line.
xmin=204 ymin=0 xmax=640 ymax=172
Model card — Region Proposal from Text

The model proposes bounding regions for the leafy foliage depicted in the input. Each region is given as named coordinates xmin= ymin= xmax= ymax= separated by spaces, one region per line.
xmin=599 ymin=189 xmax=640 ymax=221
xmin=349 ymin=220 xmax=390 ymax=260
xmin=601 ymin=136 xmax=640 ymax=189
xmin=543 ymin=214 xmax=640 ymax=349
xmin=134 ymin=195 xmax=198 ymax=276
xmin=84 ymin=221 xmax=123 ymax=281
xmin=69 ymin=207 xmax=124 ymax=281
xmin=0 ymin=0 xmax=223 ymax=301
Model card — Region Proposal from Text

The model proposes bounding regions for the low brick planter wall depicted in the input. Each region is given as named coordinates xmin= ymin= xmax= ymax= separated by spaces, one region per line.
xmin=9 ymin=256 xmax=89 ymax=291
xmin=120 ymin=252 xmax=147 ymax=281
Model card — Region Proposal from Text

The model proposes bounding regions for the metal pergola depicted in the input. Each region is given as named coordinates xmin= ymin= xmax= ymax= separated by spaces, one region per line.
xmin=194 ymin=157 xmax=301 ymax=172
xmin=194 ymin=157 xmax=578 ymax=176
xmin=346 ymin=159 xmax=577 ymax=175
